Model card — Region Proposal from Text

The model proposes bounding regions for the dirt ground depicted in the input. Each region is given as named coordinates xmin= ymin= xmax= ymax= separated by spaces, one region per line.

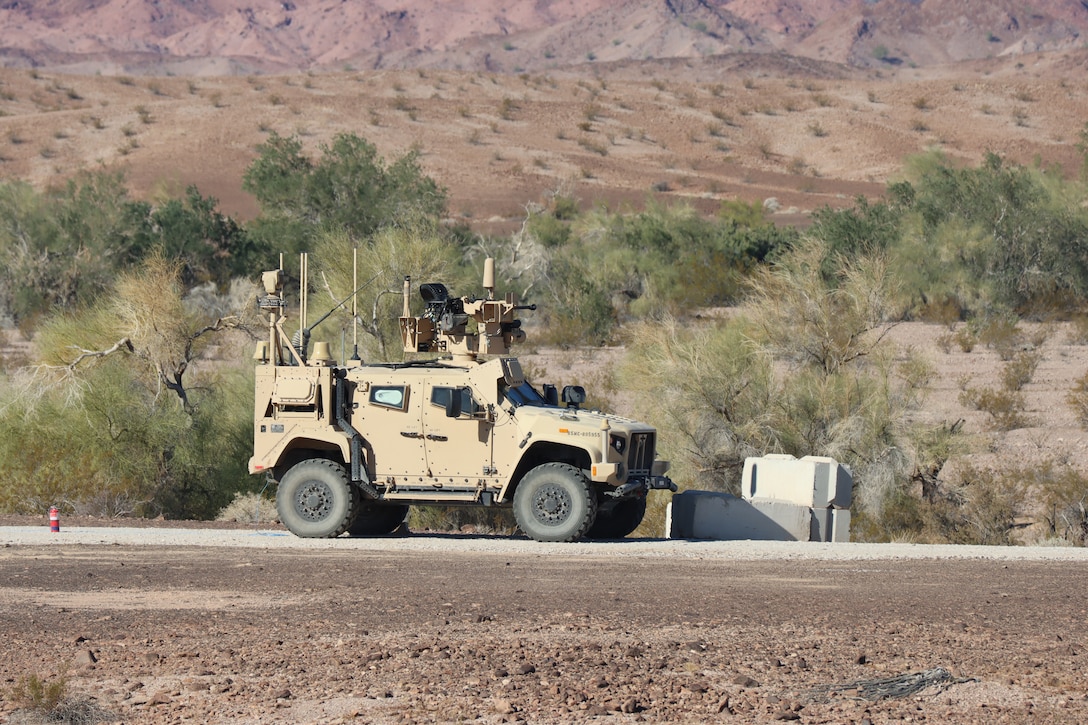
xmin=1 ymin=531 xmax=1087 ymax=724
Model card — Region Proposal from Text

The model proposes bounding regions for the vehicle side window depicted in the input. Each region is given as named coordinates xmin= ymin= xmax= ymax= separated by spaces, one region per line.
xmin=430 ymin=386 xmax=478 ymax=416
xmin=369 ymin=385 xmax=408 ymax=411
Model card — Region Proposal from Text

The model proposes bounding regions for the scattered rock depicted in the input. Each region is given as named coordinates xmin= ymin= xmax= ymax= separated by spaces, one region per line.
xmin=733 ymin=675 xmax=760 ymax=688
xmin=493 ymin=698 xmax=516 ymax=714
xmin=74 ymin=649 xmax=97 ymax=667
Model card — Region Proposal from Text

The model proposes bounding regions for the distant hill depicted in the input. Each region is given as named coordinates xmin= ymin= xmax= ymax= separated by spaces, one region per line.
xmin=0 ymin=0 xmax=1085 ymax=75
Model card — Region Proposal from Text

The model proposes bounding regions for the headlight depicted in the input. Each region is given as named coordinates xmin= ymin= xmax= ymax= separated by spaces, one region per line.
xmin=609 ymin=433 xmax=626 ymax=455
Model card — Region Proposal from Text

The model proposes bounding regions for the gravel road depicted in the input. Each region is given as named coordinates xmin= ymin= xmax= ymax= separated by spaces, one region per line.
xmin=5 ymin=524 xmax=1088 ymax=561
xmin=2 ymin=527 xmax=1087 ymax=724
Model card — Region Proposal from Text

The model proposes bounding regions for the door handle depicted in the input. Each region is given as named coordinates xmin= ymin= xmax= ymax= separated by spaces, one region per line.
xmin=400 ymin=431 xmax=423 ymax=439
xmin=426 ymin=434 xmax=448 ymax=441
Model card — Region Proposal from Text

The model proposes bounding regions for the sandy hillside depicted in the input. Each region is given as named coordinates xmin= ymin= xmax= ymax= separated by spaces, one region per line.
xmin=1 ymin=47 xmax=1086 ymax=230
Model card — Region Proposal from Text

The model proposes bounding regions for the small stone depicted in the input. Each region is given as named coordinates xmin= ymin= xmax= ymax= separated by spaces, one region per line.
xmin=773 ymin=710 xmax=800 ymax=721
xmin=856 ymin=654 xmax=868 ymax=665
xmin=74 ymin=649 xmax=97 ymax=667
xmin=621 ymin=698 xmax=638 ymax=714
xmin=493 ymin=698 xmax=516 ymax=714
xmin=516 ymin=663 xmax=535 ymax=675
xmin=732 ymin=675 xmax=760 ymax=688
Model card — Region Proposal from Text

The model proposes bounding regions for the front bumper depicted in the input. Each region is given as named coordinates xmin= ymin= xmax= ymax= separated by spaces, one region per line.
xmin=606 ymin=476 xmax=677 ymax=499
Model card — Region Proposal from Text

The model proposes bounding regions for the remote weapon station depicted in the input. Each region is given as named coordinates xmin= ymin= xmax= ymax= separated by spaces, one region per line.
xmin=250 ymin=254 xmax=675 ymax=541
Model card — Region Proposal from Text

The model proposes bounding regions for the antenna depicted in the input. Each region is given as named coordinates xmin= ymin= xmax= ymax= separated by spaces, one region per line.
xmin=350 ymin=246 xmax=360 ymax=361
xmin=295 ymin=252 xmax=309 ymax=362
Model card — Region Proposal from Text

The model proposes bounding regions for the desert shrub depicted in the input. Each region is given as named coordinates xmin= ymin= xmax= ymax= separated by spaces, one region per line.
xmin=0 ymin=259 xmax=260 ymax=518
xmin=808 ymin=195 xmax=902 ymax=269
xmin=868 ymin=461 xmax=1025 ymax=545
xmin=976 ymin=315 xmax=1024 ymax=360
xmin=0 ymin=172 xmax=259 ymax=332
xmin=1030 ymin=465 xmax=1088 ymax=545
xmin=1067 ymin=314 xmax=1088 ymax=344
xmin=620 ymin=239 xmax=921 ymax=533
xmin=896 ymin=151 xmax=1088 ymax=315
xmin=409 ymin=506 xmax=516 ymax=534
xmin=936 ymin=325 xmax=976 ymax=353
xmin=919 ymin=465 xmax=1024 ymax=545
xmin=526 ymin=210 xmax=571 ymax=248
xmin=1001 ymin=350 xmax=1041 ymax=390
xmin=1067 ymin=372 xmax=1088 ymax=427
xmin=8 ymin=670 xmax=68 ymax=714
xmin=310 ymin=222 xmax=461 ymax=361
xmin=6 ymin=667 xmax=110 ymax=724
xmin=217 ymin=491 xmax=279 ymax=524
xmin=958 ymin=385 xmax=1029 ymax=431
xmin=814 ymin=151 xmax=1088 ymax=318
xmin=953 ymin=326 xmax=976 ymax=352
xmin=567 ymin=201 xmax=794 ymax=327
xmin=242 ymin=132 xmax=447 ymax=255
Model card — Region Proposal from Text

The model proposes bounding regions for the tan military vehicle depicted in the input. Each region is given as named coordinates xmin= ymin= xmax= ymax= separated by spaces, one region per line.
xmin=249 ymin=255 xmax=675 ymax=542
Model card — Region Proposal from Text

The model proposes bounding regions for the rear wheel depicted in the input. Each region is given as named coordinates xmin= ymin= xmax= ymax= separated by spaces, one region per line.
xmin=585 ymin=495 xmax=647 ymax=539
xmin=277 ymin=459 xmax=359 ymax=538
xmin=348 ymin=502 xmax=409 ymax=536
xmin=513 ymin=463 xmax=597 ymax=542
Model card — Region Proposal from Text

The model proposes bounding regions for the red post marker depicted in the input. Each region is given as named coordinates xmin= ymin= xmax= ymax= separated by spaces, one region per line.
xmin=49 ymin=506 xmax=60 ymax=533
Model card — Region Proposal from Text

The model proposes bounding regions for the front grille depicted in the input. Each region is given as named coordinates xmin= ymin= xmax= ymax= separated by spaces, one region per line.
xmin=627 ymin=432 xmax=655 ymax=476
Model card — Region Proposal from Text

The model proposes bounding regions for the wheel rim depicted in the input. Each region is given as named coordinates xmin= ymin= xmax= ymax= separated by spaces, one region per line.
xmin=294 ymin=480 xmax=333 ymax=521
xmin=531 ymin=482 xmax=572 ymax=526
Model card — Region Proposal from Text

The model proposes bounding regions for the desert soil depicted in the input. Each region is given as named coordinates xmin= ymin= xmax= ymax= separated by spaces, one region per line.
xmin=1 ymin=525 xmax=1087 ymax=724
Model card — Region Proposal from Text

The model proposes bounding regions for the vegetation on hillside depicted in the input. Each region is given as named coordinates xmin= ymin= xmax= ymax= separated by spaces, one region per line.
xmin=1 ymin=132 xmax=1087 ymax=544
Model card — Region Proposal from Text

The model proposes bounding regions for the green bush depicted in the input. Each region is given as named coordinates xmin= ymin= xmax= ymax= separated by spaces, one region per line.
xmin=0 ymin=258 xmax=259 ymax=518
xmin=242 ymin=132 xmax=447 ymax=255
xmin=620 ymin=239 xmax=921 ymax=526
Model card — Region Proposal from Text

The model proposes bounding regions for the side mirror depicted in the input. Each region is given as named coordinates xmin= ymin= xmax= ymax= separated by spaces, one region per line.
xmin=445 ymin=390 xmax=463 ymax=418
xmin=561 ymin=385 xmax=586 ymax=409
xmin=543 ymin=384 xmax=559 ymax=407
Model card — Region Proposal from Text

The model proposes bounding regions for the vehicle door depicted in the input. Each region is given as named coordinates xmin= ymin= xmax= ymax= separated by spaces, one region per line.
xmin=355 ymin=379 xmax=430 ymax=481
xmin=422 ymin=382 xmax=496 ymax=481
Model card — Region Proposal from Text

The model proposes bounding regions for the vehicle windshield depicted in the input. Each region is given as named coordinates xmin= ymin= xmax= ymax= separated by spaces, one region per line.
xmin=503 ymin=381 xmax=551 ymax=408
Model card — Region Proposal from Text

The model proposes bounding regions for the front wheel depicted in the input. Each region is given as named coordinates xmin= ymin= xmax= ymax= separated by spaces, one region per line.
xmin=585 ymin=495 xmax=647 ymax=539
xmin=277 ymin=459 xmax=359 ymax=538
xmin=513 ymin=463 xmax=597 ymax=542
xmin=348 ymin=502 xmax=409 ymax=536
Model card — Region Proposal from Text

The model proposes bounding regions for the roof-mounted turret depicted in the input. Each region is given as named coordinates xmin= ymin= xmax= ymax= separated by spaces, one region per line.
xmin=400 ymin=258 xmax=534 ymax=362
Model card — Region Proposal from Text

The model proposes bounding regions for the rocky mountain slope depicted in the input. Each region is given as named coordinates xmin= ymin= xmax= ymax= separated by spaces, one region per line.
xmin=0 ymin=0 xmax=1085 ymax=75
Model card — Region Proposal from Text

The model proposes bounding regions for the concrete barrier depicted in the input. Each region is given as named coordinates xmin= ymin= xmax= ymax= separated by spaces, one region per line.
xmin=742 ymin=454 xmax=853 ymax=509
xmin=666 ymin=455 xmax=853 ymax=542
xmin=810 ymin=506 xmax=852 ymax=543
xmin=667 ymin=491 xmax=833 ymax=541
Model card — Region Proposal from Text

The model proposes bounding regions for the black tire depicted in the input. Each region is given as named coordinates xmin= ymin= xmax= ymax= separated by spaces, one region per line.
xmin=513 ymin=463 xmax=597 ymax=542
xmin=585 ymin=495 xmax=647 ymax=539
xmin=277 ymin=459 xmax=359 ymax=538
xmin=348 ymin=502 xmax=409 ymax=536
